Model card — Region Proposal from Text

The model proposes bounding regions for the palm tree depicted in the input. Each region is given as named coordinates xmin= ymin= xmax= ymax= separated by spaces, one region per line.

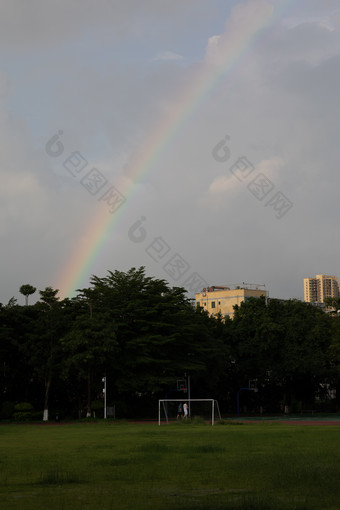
xmin=19 ymin=284 xmax=37 ymax=306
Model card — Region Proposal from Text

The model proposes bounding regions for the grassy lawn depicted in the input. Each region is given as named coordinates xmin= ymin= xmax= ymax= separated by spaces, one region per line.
xmin=0 ymin=420 xmax=340 ymax=509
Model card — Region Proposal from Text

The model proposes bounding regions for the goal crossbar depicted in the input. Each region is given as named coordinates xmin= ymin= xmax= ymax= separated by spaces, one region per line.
xmin=158 ymin=398 xmax=221 ymax=426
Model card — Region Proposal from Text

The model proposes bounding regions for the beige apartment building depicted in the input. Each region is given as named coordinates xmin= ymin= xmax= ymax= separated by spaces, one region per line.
xmin=195 ymin=285 xmax=267 ymax=319
xmin=304 ymin=274 xmax=340 ymax=303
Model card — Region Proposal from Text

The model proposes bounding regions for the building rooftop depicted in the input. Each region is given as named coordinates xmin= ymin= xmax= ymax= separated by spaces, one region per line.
xmin=198 ymin=283 xmax=266 ymax=293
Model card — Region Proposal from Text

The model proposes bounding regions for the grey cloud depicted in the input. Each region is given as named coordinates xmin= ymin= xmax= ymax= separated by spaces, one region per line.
xmin=1 ymin=0 xmax=340 ymax=303
xmin=0 ymin=0 xmax=200 ymax=49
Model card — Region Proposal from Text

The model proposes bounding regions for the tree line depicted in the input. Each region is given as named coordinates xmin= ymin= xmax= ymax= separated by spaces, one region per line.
xmin=1 ymin=267 xmax=340 ymax=420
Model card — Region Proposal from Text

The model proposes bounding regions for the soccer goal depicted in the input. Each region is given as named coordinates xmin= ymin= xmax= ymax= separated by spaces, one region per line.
xmin=158 ymin=399 xmax=221 ymax=426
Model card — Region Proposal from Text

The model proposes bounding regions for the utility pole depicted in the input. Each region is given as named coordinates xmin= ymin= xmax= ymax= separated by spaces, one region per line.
xmin=102 ymin=376 xmax=107 ymax=419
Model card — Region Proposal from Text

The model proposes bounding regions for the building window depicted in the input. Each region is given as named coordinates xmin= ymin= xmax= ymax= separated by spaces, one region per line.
xmin=211 ymin=302 xmax=216 ymax=308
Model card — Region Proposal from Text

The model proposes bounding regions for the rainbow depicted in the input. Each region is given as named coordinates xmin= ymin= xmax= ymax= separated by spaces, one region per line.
xmin=56 ymin=0 xmax=294 ymax=298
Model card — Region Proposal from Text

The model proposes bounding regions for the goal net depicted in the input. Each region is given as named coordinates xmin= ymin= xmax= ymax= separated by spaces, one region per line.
xmin=158 ymin=399 xmax=221 ymax=426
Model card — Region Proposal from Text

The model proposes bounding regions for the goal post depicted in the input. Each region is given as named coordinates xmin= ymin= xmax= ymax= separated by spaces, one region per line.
xmin=158 ymin=398 xmax=221 ymax=426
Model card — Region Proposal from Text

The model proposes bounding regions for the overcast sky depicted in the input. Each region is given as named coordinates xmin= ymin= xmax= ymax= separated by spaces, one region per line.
xmin=1 ymin=0 xmax=340 ymax=304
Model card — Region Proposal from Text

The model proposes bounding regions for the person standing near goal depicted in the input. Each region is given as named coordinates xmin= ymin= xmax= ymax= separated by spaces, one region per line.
xmin=183 ymin=402 xmax=188 ymax=419
xmin=177 ymin=402 xmax=183 ymax=420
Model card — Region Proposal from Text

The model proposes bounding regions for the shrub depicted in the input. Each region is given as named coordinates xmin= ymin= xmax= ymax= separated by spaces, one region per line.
xmin=12 ymin=402 xmax=34 ymax=421
xmin=12 ymin=411 xmax=33 ymax=422
xmin=14 ymin=402 xmax=34 ymax=412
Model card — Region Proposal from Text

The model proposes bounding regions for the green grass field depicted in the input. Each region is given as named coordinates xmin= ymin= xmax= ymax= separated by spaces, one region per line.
xmin=1 ymin=420 xmax=340 ymax=510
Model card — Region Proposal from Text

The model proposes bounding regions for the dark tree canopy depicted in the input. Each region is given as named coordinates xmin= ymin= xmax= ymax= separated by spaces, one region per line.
xmin=1 ymin=269 xmax=340 ymax=420
xmin=19 ymin=284 xmax=36 ymax=306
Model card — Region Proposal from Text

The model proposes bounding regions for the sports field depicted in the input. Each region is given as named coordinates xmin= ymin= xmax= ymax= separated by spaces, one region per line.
xmin=1 ymin=420 xmax=340 ymax=510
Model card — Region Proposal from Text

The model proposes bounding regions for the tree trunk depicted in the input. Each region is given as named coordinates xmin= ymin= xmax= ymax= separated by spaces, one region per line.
xmin=86 ymin=366 xmax=92 ymax=417
xmin=78 ymin=396 xmax=82 ymax=419
xmin=43 ymin=377 xmax=51 ymax=421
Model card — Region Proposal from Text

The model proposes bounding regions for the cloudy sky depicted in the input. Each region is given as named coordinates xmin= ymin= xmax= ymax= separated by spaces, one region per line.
xmin=1 ymin=0 xmax=340 ymax=304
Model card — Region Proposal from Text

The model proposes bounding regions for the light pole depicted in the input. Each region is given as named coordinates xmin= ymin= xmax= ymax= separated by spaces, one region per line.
xmin=102 ymin=376 xmax=107 ymax=419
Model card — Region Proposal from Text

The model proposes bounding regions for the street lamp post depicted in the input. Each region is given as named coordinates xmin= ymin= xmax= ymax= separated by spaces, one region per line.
xmin=102 ymin=376 xmax=107 ymax=419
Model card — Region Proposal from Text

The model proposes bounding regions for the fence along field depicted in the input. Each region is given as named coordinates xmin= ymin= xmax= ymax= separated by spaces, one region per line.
xmin=0 ymin=421 xmax=340 ymax=510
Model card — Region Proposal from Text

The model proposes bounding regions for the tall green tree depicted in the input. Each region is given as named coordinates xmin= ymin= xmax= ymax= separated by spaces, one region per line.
xmin=328 ymin=314 xmax=340 ymax=407
xmin=87 ymin=267 xmax=226 ymax=400
xmin=230 ymin=297 xmax=332 ymax=411
xmin=19 ymin=284 xmax=36 ymax=306
xmin=22 ymin=287 xmax=67 ymax=421
xmin=324 ymin=297 xmax=340 ymax=313
xmin=0 ymin=302 xmax=35 ymax=407
xmin=61 ymin=290 xmax=117 ymax=418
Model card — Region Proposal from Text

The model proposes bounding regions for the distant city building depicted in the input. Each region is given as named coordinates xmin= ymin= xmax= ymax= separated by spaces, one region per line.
xmin=195 ymin=284 xmax=267 ymax=319
xmin=304 ymin=274 xmax=340 ymax=304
